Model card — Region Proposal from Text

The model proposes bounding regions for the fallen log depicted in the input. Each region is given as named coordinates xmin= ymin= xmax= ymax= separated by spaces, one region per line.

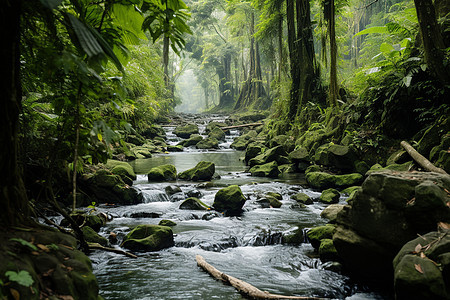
xmin=400 ymin=141 xmax=448 ymax=175
xmin=89 ymin=243 xmax=138 ymax=258
xmin=221 ymin=122 xmax=263 ymax=130
xmin=195 ymin=255 xmax=323 ymax=300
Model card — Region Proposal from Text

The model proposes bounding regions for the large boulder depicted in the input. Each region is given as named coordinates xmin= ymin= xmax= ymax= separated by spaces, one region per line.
xmin=106 ymin=160 xmax=136 ymax=182
xmin=208 ymin=127 xmax=226 ymax=141
xmin=179 ymin=197 xmax=210 ymax=210
xmin=320 ymin=204 xmax=345 ymax=223
xmin=81 ymin=226 xmax=108 ymax=246
xmin=288 ymin=147 xmax=311 ymax=171
xmin=178 ymin=161 xmax=215 ymax=181
xmin=121 ymin=225 xmax=174 ymax=251
xmin=319 ymin=188 xmax=340 ymax=204
xmin=314 ymin=143 xmax=357 ymax=171
xmin=393 ymin=231 xmax=450 ymax=300
xmin=291 ymin=193 xmax=313 ymax=205
xmin=244 ymin=143 xmax=266 ymax=164
xmin=196 ymin=137 xmax=219 ymax=149
xmin=147 ymin=164 xmax=177 ymax=181
xmin=205 ymin=121 xmax=227 ymax=134
xmin=174 ymin=123 xmax=199 ymax=139
xmin=230 ymin=130 xmax=258 ymax=150
xmin=307 ymin=224 xmax=336 ymax=250
xmin=248 ymin=145 xmax=288 ymax=167
xmin=306 ymin=171 xmax=363 ymax=190
xmin=333 ymin=170 xmax=450 ymax=283
xmin=213 ymin=185 xmax=246 ymax=215
xmin=178 ymin=134 xmax=203 ymax=147
xmin=249 ymin=161 xmax=280 ymax=178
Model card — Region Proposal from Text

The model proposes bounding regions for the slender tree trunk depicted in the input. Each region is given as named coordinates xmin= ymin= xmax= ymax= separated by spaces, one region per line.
xmin=286 ymin=0 xmax=299 ymax=120
xmin=328 ymin=0 xmax=338 ymax=107
xmin=278 ymin=15 xmax=283 ymax=82
xmin=0 ymin=0 xmax=29 ymax=226
xmin=414 ymin=0 xmax=450 ymax=84
xmin=163 ymin=35 xmax=170 ymax=87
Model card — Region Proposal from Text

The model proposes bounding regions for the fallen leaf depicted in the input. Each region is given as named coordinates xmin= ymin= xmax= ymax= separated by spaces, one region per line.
xmin=31 ymin=251 xmax=40 ymax=256
xmin=415 ymin=264 xmax=424 ymax=274
xmin=42 ymin=268 xmax=55 ymax=277
xmin=37 ymin=244 xmax=50 ymax=252
xmin=438 ymin=222 xmax=450 ymax=230
xmin=420 ymin=252 xmax=426 ymax=259
xmin=414 ymin=243 xmax=422 ymax=253
xmin=57 ymin=295 xmax=74 ymax=300
xmin=9 ymin=288 xmax=20 ymax=300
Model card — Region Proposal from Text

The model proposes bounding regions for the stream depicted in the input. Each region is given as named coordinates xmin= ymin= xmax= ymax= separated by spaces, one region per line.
xmin=90 ymin=114 xmax=389 ymax=300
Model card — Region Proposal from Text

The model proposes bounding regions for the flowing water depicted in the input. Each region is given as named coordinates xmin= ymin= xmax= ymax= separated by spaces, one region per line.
xmin=91 ymin=114 xmax=389 ymax=300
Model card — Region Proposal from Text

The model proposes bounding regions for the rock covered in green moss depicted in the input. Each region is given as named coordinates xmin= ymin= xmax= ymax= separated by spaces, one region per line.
xmin=244 ymin=143 xmax=266 ymax=164
xmin=167 ymin=145 xmax=184 ymax=152
xmin=291 ymin=193 xmax=313 ymax=205
xmin=393 ymin=232 xmax=450 ymax=300
xmin=179 ymin=197 xmax=210 ymax=210
xmin=320 ymin=204 xmax=345 ymax=223
xmin=307 ymin=224 xmax=336 ymax=249
xmin=178 ymin=161 xmax=215 ymax=181
xmin=107 ymin=160 xmax=136 ymax=180
xmin=147 ymin=164 xmax=177 ymax=181
xmin=81 ymin=226 xmax=108 ymax=246
xmin=314 ymin=143 xmax=357 ymax=171
xmin=196 ymin=137 xmax=219 ymax=149
xmin=319 ymin=239 xmax=338 ymax=261
xmin=305 ymin=171 xmax=363 ymax=190
xmin=158 ymin=219 xmax=177 ymax=227
xmin=249 ymin=161 xmax=280 ymax=178
xmin=319 ymin=188 xmax=340 ymax=204
xmin=248 ymin=145 xmax=288 ymax=167
xmin=121 ymin=225 xmax=174 ymax=251
xmin=178 ymin=134 xmax=203 ymax=147
xmin=208 ymin=127 xmax=226 ymax=141
xmin=283 ymin=227 xmax=305 ymax=245
xmin=174 ymin=123 xmax=199 ymax=138
xmin=213 ymin=185 xmax=246 ymax=215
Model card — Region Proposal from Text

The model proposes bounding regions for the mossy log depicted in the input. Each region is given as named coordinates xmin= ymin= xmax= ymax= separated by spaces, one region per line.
xmin=195 ymin=255 xmax=322 ymax=299
xmin=221 ymin=123 xmax=263 ymax=130
xmin=400 ymin=141 xmax=448 ymax=174
xmin=89 ymin=243 xmax=138 ymax=258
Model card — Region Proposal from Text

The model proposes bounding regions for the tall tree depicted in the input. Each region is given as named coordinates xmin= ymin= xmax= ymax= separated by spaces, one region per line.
xmin=324 ymin=0 xmax=339 ymax=107
xmin=413 ymin=0 xmax=450 ymax=84
xmin=0 ymin=0 xmax=28 ymax=226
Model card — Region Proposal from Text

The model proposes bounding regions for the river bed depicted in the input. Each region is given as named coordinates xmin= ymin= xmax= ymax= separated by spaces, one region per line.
xmin=90 ymin=115 xmax=389 ymax=300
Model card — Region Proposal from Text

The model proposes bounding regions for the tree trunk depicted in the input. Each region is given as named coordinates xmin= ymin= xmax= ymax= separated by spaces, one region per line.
xmin=413 ymin=0 xmax=450 ymax=84
xmin=328 ymin=0 xmax=338 ymax=107
xmin=278 ymin=14 xmax=283 ymax=82
xmin=0 ymin=0 xmax=29 ymax=226
xmin=400 ymin=141 xmax=448 ymax=175
xmin=286 ymin=0 xmax=300 ymax=120
xmin=163 ymin=35 xmax=170 ymax=87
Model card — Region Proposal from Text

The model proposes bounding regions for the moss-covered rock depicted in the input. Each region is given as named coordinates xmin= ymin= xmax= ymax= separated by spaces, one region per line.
xmin=283 ymin=227 xmax=305 ymax=245
xmin=248 ymin=145 xmax=288 ymax=167
xmin=196 ymin=137 xmax=219 ymax=149
xmin=249 ymin=161 xmax=280 ymax=178
xmin=244 ymin=143 xmax=266 ymax=164
xmin=82 ymin=226 xmax=108 ymax=246
xmin=319 ymin=239 xmax=338 ymax=261
xmin=174 ymin=123 xmax=199 ymax=138
xmin=307 ymin=225 xmax=336 ymax=249
xmin=208 ymin=127 xmax=226 ymax=141
xmin=158 ymin=220 xmax=177 ymax=227
xmin=266 ymin=192 xmax=282 ymax=200
xmin=393 ymin=232 xmax=450 ymax=300
xmin=147 ymin=164 xmax=177 ymax=181
xmin=291 ymin=193 xmax=313 ymax=205
xmin=179 ymin=197 xmax=210 ymax=210
xmin=213 ymin=185 xmax=246 ymax=215
xmin=178 ymin=161 xmax=215 ymax=181
xmin=319 ymin=188 xmax=340 ymax=204
xmin=205 ymin=121 xmax=227 ymax=133
xmin=107 ymin=160 xmax=136 ymax=180
xmin=288 ymin=147 xmax=310 ymax=164
xmin=269 ymin=135 xmax=294 ymax=153
xmin=314 ymin=143 xmax=357 ymax=171
xmin=230 ymin=130 xmax=258 ymax=150
xmin=178 ymin=134 xmax=203 ymax=147
xmin=121 ymin=225 xmax=174 ymax=252
xmin=306 ymin=171 xmax=363 ymax=190
xmin=266 ymin=196 xmax=282 ymax=208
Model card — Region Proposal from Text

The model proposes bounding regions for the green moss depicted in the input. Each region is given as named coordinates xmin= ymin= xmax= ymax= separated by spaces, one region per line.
xmin=158 ymin=220 xmax=177 ymax=227
xmin=81 ymin=226 xmax=108 ymax=246
xmin=121 ymin=225 xmax=174 ymax=251
xmin=319 ymin=188 xmax=340 ymax=204
xmin=307 ymin=225 xmax=336 ymax=249
xmin=249 ymin=161 xmax=280 ymax=178
xmin=213 ymin=185 xmax=246 ymax=215
xmin=178 ymin=161 xmax=215 ymax=181
xmin=179 ymin=197 xmax=210 ymax=210
xmin=291 ymin=193 xmax=313 ymax=205
xmin=147 ymin=164 xmax=177 ymax=181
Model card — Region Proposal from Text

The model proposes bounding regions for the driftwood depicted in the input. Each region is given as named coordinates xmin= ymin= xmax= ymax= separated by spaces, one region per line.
xmin=221 ymin=123 xmax=263 ymax=130
xmin=89 ymin=243 xmax=138 ymax=258
xmin=196 ymin=255 xmax=323 ymax=300
xmin=400 ymin=141 xmax=448 ymax=175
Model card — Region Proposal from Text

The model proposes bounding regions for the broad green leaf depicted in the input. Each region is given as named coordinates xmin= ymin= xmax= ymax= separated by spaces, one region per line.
xmin=39 ymin=0 xmax=63 ymax=9
xmin=354 ymin=26 xmax=389 ymax=37
xmin=5 ymin=271 xmax=34 ymax=287
xmin=9 ymin=238 xmax=38 ymax=251
xmin=67 ymin=14 xmax=103 ymax=58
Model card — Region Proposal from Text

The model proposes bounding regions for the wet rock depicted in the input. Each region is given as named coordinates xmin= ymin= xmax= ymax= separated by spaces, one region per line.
xmin=174 ymin=123 xmax=199 ymax=139
xmin=196 ymin=137 xmax=219 ymax=149
xmin=266 ymin=196 xmax=282 ymax=208
xmin=147 ymin=164 xmax=177 ymax=181
xmin=208 ymin=127 xmax=226 ymax=141
xmin=165 ymin=185 xmax=182 ymax=196
xmin=81 ymin=226 xmax=108 ymax=246
xmin=291 ymin=193 xmax=313 ymax=205
xmin=141 ymin=125 xmax=166 ymax=139
xmin=319 ymin=239 xmax=338 ymax=262
xmin=288 ymin=147 xmax=310 ymax=166
xmin=266 ymin=192 xmax=282 ymax=200
xmin=130 ymin=145 xmax=153 ymax=159
xmin=213 ymin=185 xmax=247 ymax=215
xmin=179 ymin=197 xmax=209 ymax=210
xmin=185 ymin=189 xmax=203 ymax=198
xmin=202 ymin=211 xmax=222 ymax=220
xmin=121 ymin=225 xmax=174 ymax=252
xmin=283 ymin=227 xmax=305 ymax=245
xmin=333 ymin=170 xmax=450 ymax=283
xmin=244 ymin=143 xmax=266 ymax=164
xmin=393 ymin=232 xmax=450 ymax=300
xmin=231 ymin=130 xmax=258 ymax=150
xmin=178 ymin=134 xmax=203 ymax=147
xmin=126 ymin=134 xmax=146 ymax=146
xmin=307 ymin=224 xmax=336 ymax=250
xmin=248 ymin=145 xmax=288 ymax=167
xmin=205 ymin=121 xmax=227 ymax=133
xmin=314 ymin=143 xmax=357 ymax=171
xmin=158 ymin=220 xmax=177 ymax=227
xmin=167 ymin=145 xmax=184 ymax=152
xmin=305 ymin=171 xmax=363 ymax=190
xmin=61 ymin=212 xmax=106 ymax=232
xmin=319 ymin=188 xmax=340 ymax=204
xmin=269 ymin=135 xmax=295 ymax=153
xmin=320 ymin=204 xmax=345 ymax=223
xmin=107 ymin=160 xmax=137 ymax=183
xmin=126 ymin=212 xmax=161 ymax=218
xmin=249 ymin=161 xmax=280 ymax=178
xmin=178 ymin=161 xmax=215 ymax=181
